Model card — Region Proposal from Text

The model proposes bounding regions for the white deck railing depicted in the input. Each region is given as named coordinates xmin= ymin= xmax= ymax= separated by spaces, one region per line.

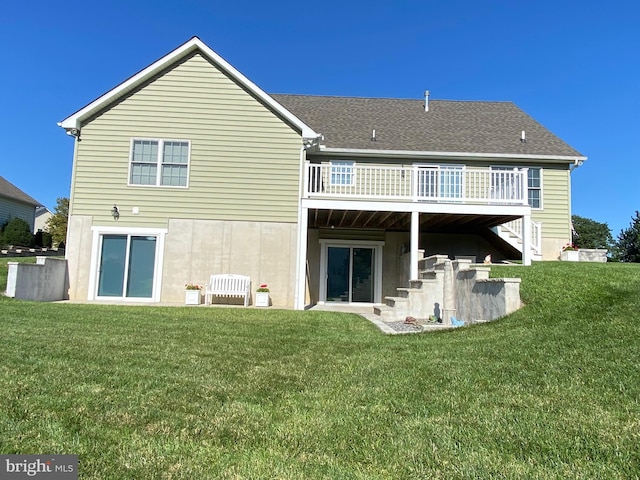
xmin=305 ymin=163 xmax=528 ymax=205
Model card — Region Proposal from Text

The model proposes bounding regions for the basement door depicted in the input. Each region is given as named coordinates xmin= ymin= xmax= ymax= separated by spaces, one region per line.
xmin=320 ymin=241 xmax=384 ymax=304
xmin=97 ymin=234 xmax=157 ymax=299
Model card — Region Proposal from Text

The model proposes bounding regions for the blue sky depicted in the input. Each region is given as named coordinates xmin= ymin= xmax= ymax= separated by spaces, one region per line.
xmin=1 ymin=0 xmax=638 ymax=236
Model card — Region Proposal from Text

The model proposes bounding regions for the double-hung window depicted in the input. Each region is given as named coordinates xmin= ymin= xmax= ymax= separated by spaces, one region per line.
xmin=527 ymin=167 xmax=542 ymax=209
xmin=130 ymin=139 xmax=190 ymax=187
xmin=330 ymin=161 xmax=355 ymax=186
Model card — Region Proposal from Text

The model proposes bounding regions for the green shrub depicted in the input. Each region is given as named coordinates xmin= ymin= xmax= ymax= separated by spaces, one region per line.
xmin=34 ymin=230 xmax=52 ymax=248
xmin=0 ymin=217 xmax=33 ymax=247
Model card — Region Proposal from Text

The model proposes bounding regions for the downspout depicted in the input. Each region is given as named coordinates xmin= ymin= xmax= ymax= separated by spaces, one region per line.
xmin=568 ymin=158 xmax=584 ymax=247
xmin=569 ymin=158 xmax=584 ymax=173
xmin=65 ymin=127 xmax=81 ymax=250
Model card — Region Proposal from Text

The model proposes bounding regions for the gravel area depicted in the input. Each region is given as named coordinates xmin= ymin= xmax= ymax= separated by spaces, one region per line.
xmin=385 ymin=321 xmax=425 ymax=333
xmin=379 ymin=319 xmax=451 ymax=334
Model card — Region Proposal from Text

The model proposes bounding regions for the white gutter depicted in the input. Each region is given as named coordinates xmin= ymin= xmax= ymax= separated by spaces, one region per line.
xmin=315 ymin=146 xmax=588 ymax=164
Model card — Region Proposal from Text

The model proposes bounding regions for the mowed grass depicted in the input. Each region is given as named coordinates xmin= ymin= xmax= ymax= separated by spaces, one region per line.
xmin=1 ymin=260 xmax=639 ymax=479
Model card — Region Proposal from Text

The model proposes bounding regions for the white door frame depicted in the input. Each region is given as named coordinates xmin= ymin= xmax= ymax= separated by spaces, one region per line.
xmin=318 ymin=239 xmax=384 ymax=304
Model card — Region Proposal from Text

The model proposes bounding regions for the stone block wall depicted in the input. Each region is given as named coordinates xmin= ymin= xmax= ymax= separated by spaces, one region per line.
xmin=578 ymin=249 xmax=608 ymax=263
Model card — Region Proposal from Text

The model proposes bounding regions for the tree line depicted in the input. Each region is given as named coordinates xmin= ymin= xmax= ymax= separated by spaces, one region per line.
xmin=572 ymin=212 xmax=640 ymax=262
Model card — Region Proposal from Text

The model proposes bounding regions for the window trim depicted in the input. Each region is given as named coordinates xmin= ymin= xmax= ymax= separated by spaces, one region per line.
xmin=128 ymin=138 xmax=191 ymax=188
xmin=87 ymin=226 xmax=167 ymax=302
xmin=527 ymin=167 xmax=543 ymax=210
xmin=491 ymin=165 xmax=543 ymax=210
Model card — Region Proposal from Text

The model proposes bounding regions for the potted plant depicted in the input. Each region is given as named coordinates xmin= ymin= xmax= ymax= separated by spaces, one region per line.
xmin=560 ymin=243 xmax=579 ymax=262
xmin=184 ymin=283 xmax=202 ymax=305
xmin=255 ymin=283 xmax=270 ymax=307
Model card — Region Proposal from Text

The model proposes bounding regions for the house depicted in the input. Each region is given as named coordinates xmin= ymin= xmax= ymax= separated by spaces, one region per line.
xmin=34 ymin=206 xmax=53 ymax=234
xmin=58 ymin=37 xmax=586 ymax=308
xmin=0 ymin=176 xmax=41 ymax=234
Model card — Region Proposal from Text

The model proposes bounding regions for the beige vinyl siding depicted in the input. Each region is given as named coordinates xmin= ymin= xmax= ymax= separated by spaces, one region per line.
xmin=0 ymin=198 xmax=36 ymax=232
xmin=71 ymin=53 xmax=302 ymax=227
xmin=532 ymin=166 xmax=571 ymax=238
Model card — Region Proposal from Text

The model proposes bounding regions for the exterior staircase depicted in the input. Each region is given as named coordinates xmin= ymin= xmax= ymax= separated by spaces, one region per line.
xmin=494 ymin=219 xmax=542 ymax=261
xmin=373 ymin=255 xmax=448 ymax=322
xmin=373 ymin=254 xmax=522 ymax=326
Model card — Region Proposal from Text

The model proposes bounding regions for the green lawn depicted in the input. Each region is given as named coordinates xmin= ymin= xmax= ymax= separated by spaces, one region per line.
xmin=1 ymin=261 xmax=639 ymax=479
xmin=0 ymin=257 xmax=36 ymax=292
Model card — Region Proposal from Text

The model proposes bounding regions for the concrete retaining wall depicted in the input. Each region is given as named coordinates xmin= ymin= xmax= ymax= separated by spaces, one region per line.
xmin=376 ymin=255 xmax=522 ymax=325
xmin=454 ymin=260 xmax=521 ymax=323
xmin=5 ymin=257 xmax=68 ymax=301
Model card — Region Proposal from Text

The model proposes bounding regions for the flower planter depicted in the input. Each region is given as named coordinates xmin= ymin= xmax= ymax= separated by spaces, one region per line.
xmin=255 ymin=292 xmax=270 ymax=307
xmin=185 ymin=289 xmax=201 ymax=305
xmin=560 ymin=250 xmax=580 ymax=262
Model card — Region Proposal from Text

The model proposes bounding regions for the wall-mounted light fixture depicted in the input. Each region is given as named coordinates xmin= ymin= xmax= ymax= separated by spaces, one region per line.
xmin=111 ymin=205 xmax=120 ymax=220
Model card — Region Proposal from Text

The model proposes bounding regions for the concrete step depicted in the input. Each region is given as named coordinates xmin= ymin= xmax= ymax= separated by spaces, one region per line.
xmin=373 ymin=305 xmax=395 ymax=320
xmin=419 ymin=270 xmax=438 ymax=280
xmin=384 ymin=296 xmax=408 ymax=308
xmin=410 ymin=278 xmax=437 ymax=289
xmin=395 ymin=287 xmax=422 ymax=298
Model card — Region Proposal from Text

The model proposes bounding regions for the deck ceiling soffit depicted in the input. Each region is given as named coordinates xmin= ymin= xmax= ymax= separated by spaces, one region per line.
xmin=308 ymin=209 xmax=521 ymax=232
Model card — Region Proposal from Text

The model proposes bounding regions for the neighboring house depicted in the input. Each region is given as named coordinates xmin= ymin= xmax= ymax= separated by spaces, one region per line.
xmin=34 ymin=206 xmax=53 ymax=233
xmin=0 ymin=176 xmax=41 ymax=234
xmin=58 ymin=37 xmax=586 ymax=308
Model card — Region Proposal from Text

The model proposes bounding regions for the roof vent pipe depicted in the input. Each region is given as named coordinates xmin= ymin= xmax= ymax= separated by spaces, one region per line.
xmin=424 ymin=90 xmax=430 ymax=112
xmin=371 ymin=129 xmax=376 ymax=141
xmin=521 ymin=130 xmax=526 ymax=143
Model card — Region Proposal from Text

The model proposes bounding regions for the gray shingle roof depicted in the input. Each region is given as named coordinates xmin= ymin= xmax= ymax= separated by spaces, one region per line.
xmin=0 ymin=176 xmax=41 ymax=206
xmin=271 ymin=94 xmax=583 ymax=158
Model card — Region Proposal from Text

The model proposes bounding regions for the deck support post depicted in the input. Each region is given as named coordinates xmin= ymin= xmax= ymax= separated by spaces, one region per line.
xmin=410 ymin=211 xmax=419 ymax=280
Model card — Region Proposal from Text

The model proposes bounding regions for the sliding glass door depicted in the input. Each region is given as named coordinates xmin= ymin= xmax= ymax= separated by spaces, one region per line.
xmin=417 ymin=165 xmax=464 ymax=200
xmin=97 ymin=234 xmax=157 ymax=299
xmin=326 ymin=246 xmax=376 ymax=303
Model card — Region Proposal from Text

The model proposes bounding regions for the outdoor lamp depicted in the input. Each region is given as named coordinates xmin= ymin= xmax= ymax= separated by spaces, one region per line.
xmin=111 ymin=205 xmax=120 ymax=220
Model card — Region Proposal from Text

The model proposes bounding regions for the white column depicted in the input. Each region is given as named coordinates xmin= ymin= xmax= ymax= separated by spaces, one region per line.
xmin=410 ymin=210 xmax=419 ymax=280
xmin=522 ymin=213 xmax=532 ymax=266
xmin=294 ymin=207 xmax=309 ymax=310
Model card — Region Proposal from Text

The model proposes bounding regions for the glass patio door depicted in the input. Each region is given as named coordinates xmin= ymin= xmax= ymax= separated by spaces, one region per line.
xmin=97 ymin=235 xmax=157 ymax=298
xmin=417 ymin=165 xmax=464 ymax=200
xmin=326 ymin=246 xmax=375 ymax=303
xmin=439 ymin=166 xmax=463 ymax=199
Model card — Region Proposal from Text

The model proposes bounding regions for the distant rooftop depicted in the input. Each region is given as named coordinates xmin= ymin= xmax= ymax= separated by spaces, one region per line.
xmin=0 ymin=176 xmax=41 ymax=207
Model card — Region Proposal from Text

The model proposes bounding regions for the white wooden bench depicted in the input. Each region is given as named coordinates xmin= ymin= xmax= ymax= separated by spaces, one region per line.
xmin=205 ymin=274 xmax=251 ymax=307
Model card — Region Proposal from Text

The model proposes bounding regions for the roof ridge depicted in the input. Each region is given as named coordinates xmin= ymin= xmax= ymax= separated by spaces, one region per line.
xmin=271 ymin=93 xmax=514 ymax=104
